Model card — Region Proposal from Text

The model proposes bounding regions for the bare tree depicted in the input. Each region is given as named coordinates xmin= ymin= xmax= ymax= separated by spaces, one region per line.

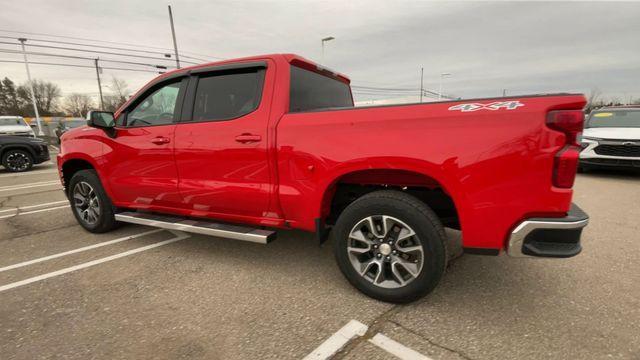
xmin=64 ymin=93 xmax=95 ymax=117
xmin=585 ymin=88 xmax=602 ymax=113
xmin=16 ymin=79 xmax=62 ymax=116
xmin=102 ymin=76 xmax=131 ymax=112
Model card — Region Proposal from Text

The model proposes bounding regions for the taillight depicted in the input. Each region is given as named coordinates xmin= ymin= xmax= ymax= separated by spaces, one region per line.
xmin=546 ymin=110 xmax=584 ymax=146
xmin=546 ymin=110 xmax=584 ymax=188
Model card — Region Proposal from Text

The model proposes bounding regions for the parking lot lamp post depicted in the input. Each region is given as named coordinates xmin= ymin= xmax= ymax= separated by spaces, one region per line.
xmin=321 ymin=36 xmax=335 ymax=61
xmin=18 ymin=38 xmax=44 ymax=136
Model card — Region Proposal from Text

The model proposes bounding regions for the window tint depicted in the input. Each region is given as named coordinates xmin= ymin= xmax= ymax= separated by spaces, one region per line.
xmin=127 ymin=82 xmax=181 ymax=127
xmin=289 ymin=66 xmax=353 ymax=112
xmin=192 ymin=69 xmax=264 ymax=122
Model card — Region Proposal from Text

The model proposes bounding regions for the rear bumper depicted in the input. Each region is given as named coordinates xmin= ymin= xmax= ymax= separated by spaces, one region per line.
xmin=507 ymin=204 xmax=589 ymax=258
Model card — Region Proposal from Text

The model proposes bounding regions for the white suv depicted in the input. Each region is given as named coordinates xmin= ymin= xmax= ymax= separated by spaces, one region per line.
xmin=0 ymin=116 xmax=36 ymax=138
xmin=580 ymin=106 xmax=640 ymax=170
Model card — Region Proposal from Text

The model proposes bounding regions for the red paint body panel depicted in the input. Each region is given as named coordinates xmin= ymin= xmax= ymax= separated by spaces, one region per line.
xmin=58 ymin=54 xmax=586 ymax=251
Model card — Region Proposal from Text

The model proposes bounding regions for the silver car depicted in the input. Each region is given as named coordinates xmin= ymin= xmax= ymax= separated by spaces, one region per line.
xmin=0 ymin=116 xmax=36 ymax=138
xmin=580 ymin=106 xmax=640 ymax=170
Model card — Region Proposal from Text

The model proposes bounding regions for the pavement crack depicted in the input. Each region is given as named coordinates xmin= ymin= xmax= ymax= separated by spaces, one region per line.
xmin=332 ymin=305 xmax=402 ymax=359
xmin=386 ymin=319 xmax=475 ymax=360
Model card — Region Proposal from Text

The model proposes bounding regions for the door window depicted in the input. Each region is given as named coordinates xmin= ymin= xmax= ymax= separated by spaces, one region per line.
xmin=127 ymin=82 xmax=181 ymax=127
xmin=192 ymin=69 xmax=265 ymax=122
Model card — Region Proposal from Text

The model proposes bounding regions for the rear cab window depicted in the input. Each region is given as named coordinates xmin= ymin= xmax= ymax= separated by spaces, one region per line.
xmin=192 ymin=68 xmax=265 ymax=122
xmin=289 ymin=65 xmax=353 ymax=112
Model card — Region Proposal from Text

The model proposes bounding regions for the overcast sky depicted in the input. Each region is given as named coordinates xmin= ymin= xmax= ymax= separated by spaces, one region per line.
xmin=1 ymin=0 xmax=639 ymax=105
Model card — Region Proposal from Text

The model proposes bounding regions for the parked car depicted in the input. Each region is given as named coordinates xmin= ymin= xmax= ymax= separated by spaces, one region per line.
xmin=0 ymin=135 xmax=50 ymax=172
xmin=579 ymin=106 xmax=640 ymax=171
xmin=57 ymin=54 xmax=589 ymax=303
xmin=0 ymin=116 xmax=36 ymax=138
xmin=54 ymin=119 xmax=87 ymax=144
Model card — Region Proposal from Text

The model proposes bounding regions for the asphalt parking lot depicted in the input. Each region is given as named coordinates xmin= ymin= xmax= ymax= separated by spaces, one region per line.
xmin=0 ymin=149 xmax=638 ymax=360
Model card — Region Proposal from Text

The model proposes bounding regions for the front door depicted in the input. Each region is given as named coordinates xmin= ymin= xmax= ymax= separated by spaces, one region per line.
xmin=103 ymin=78 xmax=186 ymax=209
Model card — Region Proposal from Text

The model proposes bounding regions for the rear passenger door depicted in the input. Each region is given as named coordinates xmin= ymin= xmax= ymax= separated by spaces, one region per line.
xmin=173 ymin=63 xmax=272 ymax=221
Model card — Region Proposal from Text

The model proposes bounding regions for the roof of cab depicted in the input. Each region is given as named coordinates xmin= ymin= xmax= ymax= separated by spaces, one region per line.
xmin=158 ymin=53 xmax=350 ymax=83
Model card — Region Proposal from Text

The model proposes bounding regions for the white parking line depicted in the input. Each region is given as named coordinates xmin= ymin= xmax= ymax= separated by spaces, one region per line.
xmin=0 ymin=230 xmax=190 ymax=293
xmin=0 ymin=200 xmax=69 ymax=214
xmin=0 ymin=229 xmax=164 ymax=273
xmin=0 ymin=203 xmax=70 ymax=220
xmin=0 ymin=180 xmax=60 ymax=192
xmin=369 ymin=333 xmax=432 ymax=360
xmin=303 ymin=320 xmax=369 ymax=360
xmin=0 ymin=169 xmax=58 ymax=178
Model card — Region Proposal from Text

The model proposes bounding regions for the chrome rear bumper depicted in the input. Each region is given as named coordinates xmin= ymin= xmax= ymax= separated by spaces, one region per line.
xmin=507 ymin=204 xmax=589 ymax=258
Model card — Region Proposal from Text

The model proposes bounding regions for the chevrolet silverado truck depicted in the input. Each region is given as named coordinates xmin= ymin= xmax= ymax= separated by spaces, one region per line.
xmin=57 ymin=54 xmax=589 ymax=303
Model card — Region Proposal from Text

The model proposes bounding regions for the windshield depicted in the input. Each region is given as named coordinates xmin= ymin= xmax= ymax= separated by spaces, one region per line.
xmin=0 ymin=118 xmax=28 ymax=126
xmin=587 ymin=110 xmax=640 ymax=128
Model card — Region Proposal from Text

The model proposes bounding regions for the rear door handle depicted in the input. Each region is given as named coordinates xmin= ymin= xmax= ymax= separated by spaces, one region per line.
xmin=235 ymin=134 xmax=262 ymax=143
xmin=151 ymin=136 xmax=170 ymax=145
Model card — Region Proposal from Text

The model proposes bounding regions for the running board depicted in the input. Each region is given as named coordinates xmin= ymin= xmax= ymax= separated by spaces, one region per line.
xmin=114 ymin=212 xmax=276 ymax=244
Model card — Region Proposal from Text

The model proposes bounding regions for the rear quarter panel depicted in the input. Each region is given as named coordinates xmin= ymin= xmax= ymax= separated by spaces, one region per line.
xmin=276 ymin=95 xmax=585 ymax=250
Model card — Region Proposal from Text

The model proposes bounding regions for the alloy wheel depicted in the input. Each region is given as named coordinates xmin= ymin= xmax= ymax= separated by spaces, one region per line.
xmin=347 ymin=215 xmax=424 ymax=289
xmin=73 ymin=181 xmax=101 ymax=225
xmin=5 ymin=152 xmax=31 ymax=171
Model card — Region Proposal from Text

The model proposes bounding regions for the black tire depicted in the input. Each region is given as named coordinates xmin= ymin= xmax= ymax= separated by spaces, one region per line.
xmin=333 ymin=190 xmax=447 ymax=303
xmin=68 ymin=169 xmax=118 ymax=233
xmin=1 ymin=149 xmax=34 ymax=172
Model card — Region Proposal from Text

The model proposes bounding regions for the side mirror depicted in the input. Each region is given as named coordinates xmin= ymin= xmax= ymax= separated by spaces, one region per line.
xmin=86 ymin=111 xmax=115 ymax=129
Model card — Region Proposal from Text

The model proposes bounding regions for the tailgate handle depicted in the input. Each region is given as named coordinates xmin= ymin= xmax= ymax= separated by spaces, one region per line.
xmin=151 ymin=136 xmax=170 ymax=145
xmin=235 ymin=133 xmax=262 ymax=143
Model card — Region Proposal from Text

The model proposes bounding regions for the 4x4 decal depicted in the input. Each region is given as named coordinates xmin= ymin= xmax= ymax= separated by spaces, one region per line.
xmin=448 ymin=101 xmax=524 ymax=112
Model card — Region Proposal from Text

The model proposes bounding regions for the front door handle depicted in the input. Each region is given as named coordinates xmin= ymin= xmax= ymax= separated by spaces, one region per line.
xmin=235 ymin=133 xmax=262 ymax=143
xmin=151 ymin=136 xmax=170 ymax=145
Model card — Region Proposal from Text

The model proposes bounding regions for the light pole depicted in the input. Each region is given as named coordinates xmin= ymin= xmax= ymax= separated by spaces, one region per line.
xmin=420 ymin=67 xmax=424 ymax=103
xmin=438 ymin=72 xmax=452 ymax=100
xmin=321 ymin=36 xmax=335 ymax=61
xmin=168 ymin=5 xmax=180 ymax=69
xmin=18 ymin=38 xmax=44 ymax=136
xmin=94 ymin=59 xmax=104 ymax=109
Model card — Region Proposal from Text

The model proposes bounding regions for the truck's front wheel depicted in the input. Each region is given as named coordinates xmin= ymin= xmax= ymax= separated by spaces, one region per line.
xmin=333 ymin=190 xmax=447 ymax=303
xmin=68 ymin=169 xmax=118 ymax=233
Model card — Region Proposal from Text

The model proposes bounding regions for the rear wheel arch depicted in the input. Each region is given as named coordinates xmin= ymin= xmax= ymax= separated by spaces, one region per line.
xmin=319 ymin=168 xmax=462 ymax=233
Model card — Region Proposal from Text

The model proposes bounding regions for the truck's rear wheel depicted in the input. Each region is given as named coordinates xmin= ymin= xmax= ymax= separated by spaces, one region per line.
xmin=333 ymin=190 xmax=447 ymax=303
xmin=68 ymin=169 xmax=118 ymax=233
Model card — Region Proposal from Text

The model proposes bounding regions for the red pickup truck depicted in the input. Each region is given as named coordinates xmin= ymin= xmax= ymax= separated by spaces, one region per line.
xmin=58 ymin=54 xmax=589 ymax=303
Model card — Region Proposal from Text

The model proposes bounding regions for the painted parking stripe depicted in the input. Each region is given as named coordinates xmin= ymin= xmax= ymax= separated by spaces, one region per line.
xmin=0 ymin=229 xmax=164 ymax=273
xmin=0 ymin=204 xmax=70 ymax=220
xmin=0 ymin=180 xmax=60 ymax=192
xmin=0 ymin=169 xmax=58 ymax=178
xmin=369 ymin=333 xmax=432 ymax=360
xmin=0 ymin=230 xmax=190 ymax=293
xmin=303 ymin=320 xmax=369 ymax=360
xmin=0 ymin=200 xmax=68 ymax=214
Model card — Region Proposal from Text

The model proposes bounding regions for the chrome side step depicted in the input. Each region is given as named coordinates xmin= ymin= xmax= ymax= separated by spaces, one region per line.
xmin=114 ymin=212 xmax=276 ymax=244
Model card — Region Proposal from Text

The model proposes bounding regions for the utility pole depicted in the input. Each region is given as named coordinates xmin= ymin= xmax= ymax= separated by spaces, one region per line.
xmin=94 ymin=59 xmax=104 ymax=109
xmin=168 ymin=5 xmax=181 ymax=69
xmin=419 ymin=67 xmax=424 ymax=103
xmin=18 ymin=38 xmax=44 ymax=136
xmin=502 ymin=89 xmax=507 ymax=97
